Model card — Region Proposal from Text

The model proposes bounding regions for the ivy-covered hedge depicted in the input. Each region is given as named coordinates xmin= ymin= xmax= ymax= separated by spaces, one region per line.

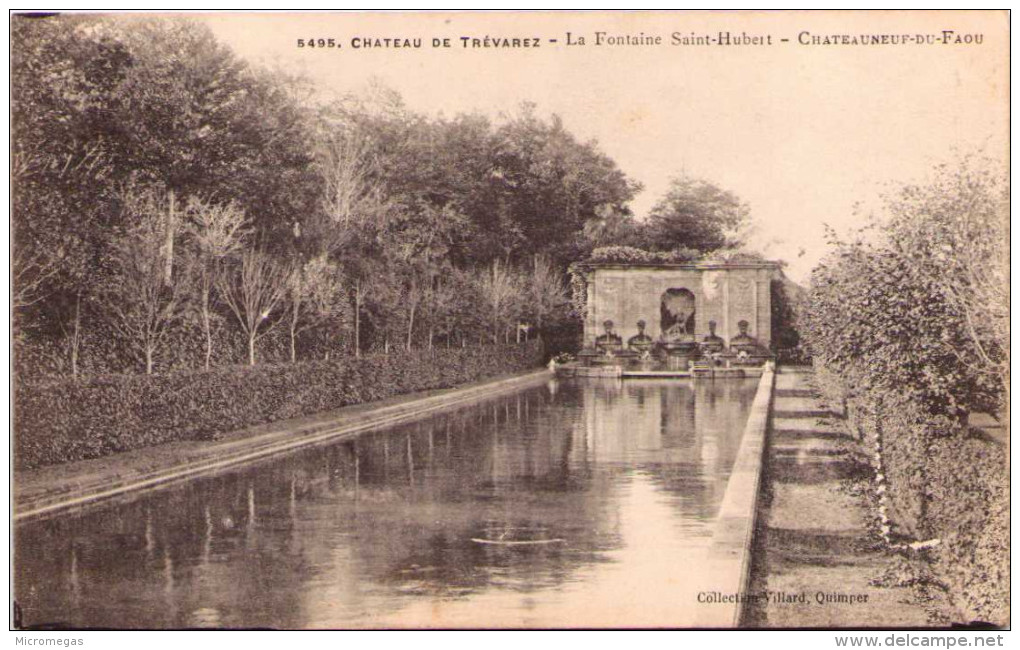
xmin=14 ymin=341 xmax=543 ymax=470
xmin=814 ymin=365 xmax=1008 ymax=625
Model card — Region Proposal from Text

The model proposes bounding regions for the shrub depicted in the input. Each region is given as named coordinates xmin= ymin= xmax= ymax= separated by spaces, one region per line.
xmin=14 ymin=341 xmax=543 ymax=469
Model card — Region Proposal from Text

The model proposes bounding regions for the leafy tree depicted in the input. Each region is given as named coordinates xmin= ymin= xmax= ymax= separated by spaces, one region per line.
xmin=882 ymin=156 xmax=1008 ymax=395
xmin=11 ymin=15 xmax=132 ymax=373
xmin=807 ymin=212 xmax=1003 ymax=418
xmin=99 ymin=17 xmax=319 ymax=242
xmin=579 ymin=204 xmax=644 ymax=254
xmin=491 ymin=105 xmax=642 ymax=265
xmin=12 ymin=15 xmax=320 ymax=372
xmin=645 ymin=175 xmax=750 ymax=253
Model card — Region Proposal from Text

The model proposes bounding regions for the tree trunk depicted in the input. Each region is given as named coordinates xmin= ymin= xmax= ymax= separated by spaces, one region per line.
xmin=164 ymin=190 xmax=176 ymax=286
xmin=406 ymin=303 xmax=416 ymax=351
xmin=354 ymin=280 xmax=361 ymax=358
xmin=248 ymin=334 xmax=256 ymax=365
xmin=203 ymin=321 xmax=212 ymax=370
xmin=145 ymin=347 xmax=154 ymax=375
xmin=202 ymin=290 xmax=212 ymax=370
xmin=70 ymin=291 xmax=82 ymax=379
xmin=290 ymin=303 xmax=299 ymax=363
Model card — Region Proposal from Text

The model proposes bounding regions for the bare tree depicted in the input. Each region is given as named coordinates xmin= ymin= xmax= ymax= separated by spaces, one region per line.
xmin=12 ymin=247 xmax=58 ymax=313
xmin=394 ymin=260 xmax=438 ymax=352
xmin=286 ymin=254 xmax=347 ymax=362
xmin=478 ymin=260 xmax=522 ymax=344
xmin=525 ymin=254 xmax=569 ymax=340
xmin=101 ymin=185 xmax=186 ymax=374
xmin=317 ymin=124 xmax=378 ymax=249
xmin=315 ymin=120 xmax=385 ymax=357
xmin=218 ymin=248 xmax=289 ymax=365
xmin=352 ymin=276 xmax=364 ymax=357
xmin=424 ymin=271 xmax=456 ymax=351
xmin=183 ymin=196 xmax=250 ymax=369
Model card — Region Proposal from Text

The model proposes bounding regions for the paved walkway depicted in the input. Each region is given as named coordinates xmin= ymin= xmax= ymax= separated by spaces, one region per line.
xmin=15 ymin=369 xmax=552 ymax=523
xmin=744 ymin=366 xmax=949 ymax=628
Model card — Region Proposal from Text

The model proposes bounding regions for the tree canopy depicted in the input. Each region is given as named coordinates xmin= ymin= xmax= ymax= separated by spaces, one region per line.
xmin=643 ymin=176 xmax=750 ymax=253
xmin=13 ymin=15 xmax=643 ymax=374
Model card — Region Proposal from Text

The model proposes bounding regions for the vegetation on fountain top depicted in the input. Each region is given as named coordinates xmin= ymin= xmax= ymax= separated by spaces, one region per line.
xmin=586 ymin=245 xmax=702 ymax=265
xmin=584 ymin=245 xmax=777 ymax=266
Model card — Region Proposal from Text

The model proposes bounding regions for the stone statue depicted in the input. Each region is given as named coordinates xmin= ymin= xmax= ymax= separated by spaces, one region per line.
xmin=730 ymin=319 xmax=757 ymax=351
xmin=702 ymin=320 xmax=725 ymax=352
xmin=662 ymin=319 xmax=688 ymax=339
xmin=594 ymin=319 xmax=623 ymax=353
xmin=627 ymin=319 xmax=654 ymax=354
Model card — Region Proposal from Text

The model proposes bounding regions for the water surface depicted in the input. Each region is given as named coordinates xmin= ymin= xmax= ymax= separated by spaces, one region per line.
xmin=15 ymin=377 xmax=758 ymax=629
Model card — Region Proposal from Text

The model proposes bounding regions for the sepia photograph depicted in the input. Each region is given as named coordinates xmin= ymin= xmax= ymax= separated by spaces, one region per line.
xmin=9 ymin=9 xmax=1009 ymax=634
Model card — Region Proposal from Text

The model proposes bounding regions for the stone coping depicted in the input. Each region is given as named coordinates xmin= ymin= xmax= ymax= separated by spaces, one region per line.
xmin=694 ymin=364 xmax=776 ymax=628
xmin=14 ymin=368 xmax=553 ymax=524
xmin=577 ymin=261 xmax=784 ymax=271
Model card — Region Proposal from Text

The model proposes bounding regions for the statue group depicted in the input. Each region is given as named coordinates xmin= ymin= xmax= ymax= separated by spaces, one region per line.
xmin=591 ymin=317 xmax=764 ymax=365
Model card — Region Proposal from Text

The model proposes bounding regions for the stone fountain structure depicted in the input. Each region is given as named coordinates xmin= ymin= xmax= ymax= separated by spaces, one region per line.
xmin=568 ymin=259 xmax=782 ymax=376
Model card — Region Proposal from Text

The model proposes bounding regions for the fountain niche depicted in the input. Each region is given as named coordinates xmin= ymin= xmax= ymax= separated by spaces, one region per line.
xmin=659 ymin=288 xmax=698 ymax=370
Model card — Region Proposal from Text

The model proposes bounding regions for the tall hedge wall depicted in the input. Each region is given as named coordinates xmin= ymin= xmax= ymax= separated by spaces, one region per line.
xmin=813 ymin=366 xmax=1008 ymax=625
xmin=15 ymin=341 xmax=543 ymax=470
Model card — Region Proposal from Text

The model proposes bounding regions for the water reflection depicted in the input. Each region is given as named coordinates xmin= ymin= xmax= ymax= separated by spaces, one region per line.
xmin=15 ymin=378 xmax=757 ymax=629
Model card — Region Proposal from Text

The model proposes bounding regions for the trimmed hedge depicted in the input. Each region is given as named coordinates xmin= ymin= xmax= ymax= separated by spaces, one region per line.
xmin=15 ymin=341 xmax=543 ymax=470
xmin=814 ymin=366 xmax=1008 ymax=625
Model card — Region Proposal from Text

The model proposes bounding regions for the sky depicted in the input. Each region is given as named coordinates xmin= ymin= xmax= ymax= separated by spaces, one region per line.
xmin=200 ymin=11 xmax=1008 ymax=282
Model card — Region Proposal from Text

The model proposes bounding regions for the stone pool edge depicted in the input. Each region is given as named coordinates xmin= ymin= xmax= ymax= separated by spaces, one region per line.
xmin=695 ymin=363 xmax=776 ymax=629
xmin=15 ymin=368 xmax=554 ymax=524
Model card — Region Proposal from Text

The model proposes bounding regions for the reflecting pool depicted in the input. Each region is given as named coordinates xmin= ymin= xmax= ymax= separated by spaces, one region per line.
xmin=15 ymin=377 xmax=759 ymax=629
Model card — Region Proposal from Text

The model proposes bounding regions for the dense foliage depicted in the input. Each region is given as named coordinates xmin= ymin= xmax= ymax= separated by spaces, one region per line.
xmin=644 ymin=176 xmax=750 ymax=252
xmin=15 ymin=341 xmax=543 ymax=469
xmin=11 ymin=15 xmax=623 ymax=376
xmin=806 ymin=158 xmax=1008 ymax=624
xmin=805 ymin=159 xmax=1007 ymax=417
